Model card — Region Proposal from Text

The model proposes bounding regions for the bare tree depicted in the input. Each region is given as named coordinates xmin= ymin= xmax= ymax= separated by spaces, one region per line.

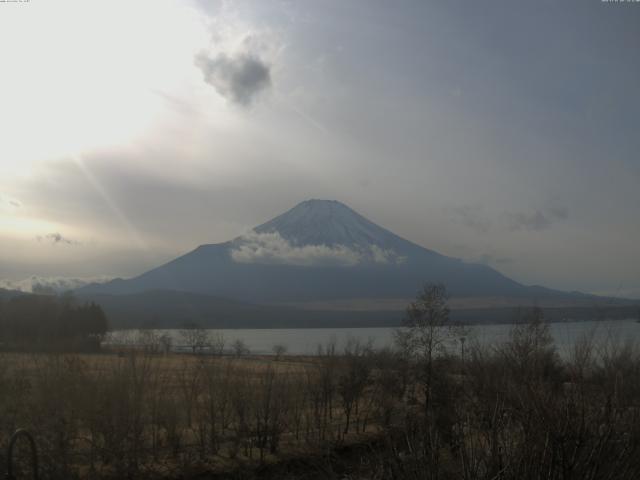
xmin=210 ymin=331 xmax=226 ymax=356
xmin=395 ymin=283 xmax=453 ymax=414
xmin=179 ymin=324 xmax=211 ymax=354
xmin=232 ymin=338 xmax=250 ymax=357
xmin=338 ymin=338 xmax=371 ymax=434
xmin=500 ymin=306 xmax=557 ymax=381
xmin=159 ymin=333 xmax=173 ymax=355
xmin=136 ymin=329 xmax=161 ymax=353
xmin=272 ymin=344 xmax=287 ymax=360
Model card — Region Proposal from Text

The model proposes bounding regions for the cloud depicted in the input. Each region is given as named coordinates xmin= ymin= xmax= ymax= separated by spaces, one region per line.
xmin=195 ymin=52 xmax=271 ymax=106
xmin=370 ymin=245 xmax=407 ymax=265
xmin=547 ymin=205 xmax=569 ymax=220
xmin=448 ymin=205 xmax=492 ymax=232
xmin=0 ymin=194 xmax=21 ymax=210
xmin=230 ymin=231 xmax=405 ymax=267
xmin=507 ymin=206 xmax=569 ymax=231
xmin=448 ymin=204 xmax=569 ymax=233
xmin=36 ymin=232 xmax=79 ymax=245
xmin=0 ymin=275 xmax=112 ymax=293
xmin=230 ymin=231 xmax=361 ymax=266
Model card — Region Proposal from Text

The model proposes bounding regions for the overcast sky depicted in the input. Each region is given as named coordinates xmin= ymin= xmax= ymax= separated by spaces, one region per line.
xmin=0 ymin=0 xmax=638 ymax=297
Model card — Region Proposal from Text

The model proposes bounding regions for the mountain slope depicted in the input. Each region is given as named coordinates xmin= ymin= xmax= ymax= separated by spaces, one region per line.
xmin=78 ymin=289 xmax=640 ymax=329
xmin=77 ymin=289 xmax=400 ymax=328
xmin=79 ymin=199 xmax=568 ymax=303
xmin=255 ymin=199 xmax=427 ymax=251
xmin=0 ymin=288 xmax=26 ymax=301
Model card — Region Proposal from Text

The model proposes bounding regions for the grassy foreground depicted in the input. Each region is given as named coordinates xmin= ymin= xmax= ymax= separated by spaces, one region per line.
xmin=2 ymin=321 xmax=640 ymax=479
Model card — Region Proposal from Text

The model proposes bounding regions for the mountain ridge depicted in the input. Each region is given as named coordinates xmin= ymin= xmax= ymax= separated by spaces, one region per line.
xmin=79 ymin=199 xmax=599 ymax=307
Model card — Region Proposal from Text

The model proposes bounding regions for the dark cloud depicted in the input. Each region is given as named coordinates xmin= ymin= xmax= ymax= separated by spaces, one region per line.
xmin=448 ymin=205 xmax=492 ymax=233
xmin=195 ymin=52 xmax=271 ymax=106
xmin=449 ymin=204 xmax=569 ymax=233
xmin=547 ymin=206 xmax=569 ymax=220
xmin=507 ymin=207 xmax=569 ymax=232
xmin=36 ymin=232 xmax=78 ymax=245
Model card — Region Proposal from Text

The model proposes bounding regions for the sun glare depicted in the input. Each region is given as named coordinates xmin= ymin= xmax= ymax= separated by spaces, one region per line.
xmin=0 ymin=0 xmax=207 ymax=175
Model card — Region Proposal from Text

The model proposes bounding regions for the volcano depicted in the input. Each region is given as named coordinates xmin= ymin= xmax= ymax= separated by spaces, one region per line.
xmin=81 ymin=199 xmax=582 ymax=306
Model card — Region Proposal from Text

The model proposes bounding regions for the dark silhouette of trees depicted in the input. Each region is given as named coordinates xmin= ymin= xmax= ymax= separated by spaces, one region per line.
xmin=0 ymin=292 xmax=108 ymax=350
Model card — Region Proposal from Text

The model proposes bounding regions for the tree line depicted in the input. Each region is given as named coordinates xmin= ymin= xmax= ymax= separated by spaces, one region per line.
xmin=0 ymin=292 xmax=108 ymax=350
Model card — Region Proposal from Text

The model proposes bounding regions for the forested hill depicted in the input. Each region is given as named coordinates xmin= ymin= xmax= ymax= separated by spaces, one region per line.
xmin=0 ymin=293 xmax=108 ymax=350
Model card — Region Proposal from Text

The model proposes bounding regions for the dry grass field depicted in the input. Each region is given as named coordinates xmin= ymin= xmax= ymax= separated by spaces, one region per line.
xmin=3 ymin=319 xmax=640 ymax=479
xmin=0 ymin=345 xmax=395 ymax=479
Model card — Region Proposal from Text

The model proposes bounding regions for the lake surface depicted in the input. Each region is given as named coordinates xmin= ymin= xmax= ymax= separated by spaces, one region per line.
xmin=107 ymin=319 xmax=640 ymax=357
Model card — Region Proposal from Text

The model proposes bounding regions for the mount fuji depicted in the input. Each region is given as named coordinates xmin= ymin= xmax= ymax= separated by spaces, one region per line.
xmin=81 ymin=199 xmax=538 ymax=302
xmin=76 ymin=199 xmax=635 ymax=327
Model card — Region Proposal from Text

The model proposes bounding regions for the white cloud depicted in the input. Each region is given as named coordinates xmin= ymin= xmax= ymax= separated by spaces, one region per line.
xmin=506 ymin=206 xmax=569 ymax=232
xmin=230 ymin=231 xmax=361 ymax=266
xmin=230 ymin=231 xmax=405 ymax=267
xmin=370 ymin=244 xmax=406 ymax=265
xmin=0 ymin=275 xmax=113 ymax=294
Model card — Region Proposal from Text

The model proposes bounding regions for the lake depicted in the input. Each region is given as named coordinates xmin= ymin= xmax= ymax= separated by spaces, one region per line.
xmin=106 ymin=319 xmax=640 ymax=357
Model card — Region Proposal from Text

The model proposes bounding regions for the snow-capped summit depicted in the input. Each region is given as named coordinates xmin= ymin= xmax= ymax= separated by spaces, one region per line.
xmin=254 ymin=199 xmax=417 ymax=253
xmin=228 ymin=200 xmax=419 ymax=267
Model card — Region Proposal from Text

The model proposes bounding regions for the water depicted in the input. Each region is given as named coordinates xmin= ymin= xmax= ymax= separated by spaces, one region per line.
xmin=106 ymin=319 xmax=640 ymax=357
